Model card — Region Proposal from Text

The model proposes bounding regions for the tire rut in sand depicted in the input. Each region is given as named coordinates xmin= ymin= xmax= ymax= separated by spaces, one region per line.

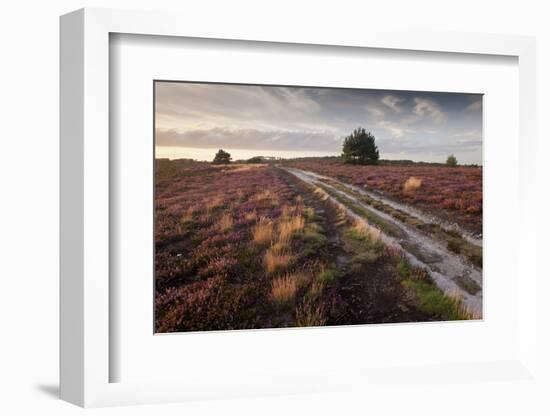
xmin=281 ymin=167 xmax=482 ymax=318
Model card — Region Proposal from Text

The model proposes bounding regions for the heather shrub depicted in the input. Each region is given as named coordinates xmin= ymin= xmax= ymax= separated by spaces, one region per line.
xmin=155 ymin=275 xmax=262 ymax=332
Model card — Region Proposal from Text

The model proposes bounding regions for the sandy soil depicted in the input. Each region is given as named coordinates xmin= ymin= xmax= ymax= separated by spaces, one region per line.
xmin=283 ymin=167 xmax=483 ymax=317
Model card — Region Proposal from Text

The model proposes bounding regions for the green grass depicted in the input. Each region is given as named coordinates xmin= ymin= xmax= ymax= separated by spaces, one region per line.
xmin=351 ymin=250 xmax=381 ymax=265
xmin=344 ymin=226 xmax=384 ymax=253
xmin=305 ymin=222 xmax=324 ymax=234
xmin=303 ymin=206 xmax=316 ymax=221
xmin=394 ymin=256 xmax=475 ymax=320
xmin=302 ymin=230 xmax=327 ymax=248
xmin=446 ymin=238 xmax=482 ymax=268
xmin=396 ymin=258 xmax=411 ymax=279
xmin=316 ymin=267 xmax=343 ymax=284
xmin=402 ymin=279 xmax=467 ymax=320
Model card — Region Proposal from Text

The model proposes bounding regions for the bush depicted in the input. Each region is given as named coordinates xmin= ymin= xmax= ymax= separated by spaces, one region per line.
xmin=446 ymin=154 xmax=458 ymax=167
xmin=246 ymin=156 xmax=264 ymax=164
xmin=212 ymin=149 xmax=232 ymax=164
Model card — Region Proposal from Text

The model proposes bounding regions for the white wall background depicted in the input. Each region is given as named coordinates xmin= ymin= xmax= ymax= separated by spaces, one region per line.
xmin=0 ymin=1 xmax=548 ymax=415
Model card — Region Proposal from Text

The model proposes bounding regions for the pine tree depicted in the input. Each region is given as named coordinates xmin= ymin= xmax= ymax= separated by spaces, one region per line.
xmin=342 ymin=127 xmax=379 ymax=165
xmin=212 ymin=149 xmax=232 ymax=164
xmin=446 ymin=154 xmax=458 ymax=167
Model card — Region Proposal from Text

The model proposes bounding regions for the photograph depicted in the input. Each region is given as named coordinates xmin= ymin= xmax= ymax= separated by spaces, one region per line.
xmin=154 ymin=81 xmax=483 ymax=333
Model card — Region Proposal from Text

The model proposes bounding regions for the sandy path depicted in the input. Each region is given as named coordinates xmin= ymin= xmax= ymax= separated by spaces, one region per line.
xmin=289 ymin=167 xmax=482 ymax=247
xmin=282 ymin=167 xmax=482 ymax=317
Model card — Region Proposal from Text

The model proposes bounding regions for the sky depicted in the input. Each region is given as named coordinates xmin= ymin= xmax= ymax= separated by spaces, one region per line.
xmin=155 ymin=81 xmax=483 ymax=164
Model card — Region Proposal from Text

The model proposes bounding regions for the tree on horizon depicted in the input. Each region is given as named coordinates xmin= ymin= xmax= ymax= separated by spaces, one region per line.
xmin=446 ymin=154 xmax=458 ymax=167
xmin=212 ymin=149 xmax=232 ymax=164
xmin=341 ymin=127 xmax=379 ymax=165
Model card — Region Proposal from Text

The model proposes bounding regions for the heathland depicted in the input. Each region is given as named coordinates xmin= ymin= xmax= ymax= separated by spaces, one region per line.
xmin=155 ymin=157 xmax=482 ymax=332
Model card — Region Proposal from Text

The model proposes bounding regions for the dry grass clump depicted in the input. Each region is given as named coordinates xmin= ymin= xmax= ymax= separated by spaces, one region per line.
xmin=217 ymin=213 xmax=233 ymax=232
xmin=296 ymin=299 xmax=326 ymax=327
xmin=270 ymin=274 xmax=298 ymax=307
xmin=265 ymin=249 xmax=291 ymax=274
xmin=252 ymin=189 xmax=278 ymax=204
xmin=252 ymin=217 xmax=274 ymax=245
xmin=244 ymin=210 xmax=257 ymax=222
xmin=307 ymin=281 xmax=325 ymax=300
xmin=278 ymin=215 xmax=305 ymax=244
xmin=180 ymin=206 xmax=195 ymax=225
xmin=205 ymin=196 xmax=224 ymax=213
xmin=351 ymin=220 xmax=381 ymax=243
xmin=270 ymin=241 xmax=289 ymax=255
xmin=403 ymin=176 xmax=422 ymax=192
xmin=313 ymin=187 xmax=329 ymax=201
xmin=281 ymin=204 xmax=298 ymax=218
xmin=448 ymin=289 xmax=482 ymax=320
xmin=334 ymin=204 xmax=349 ymax=226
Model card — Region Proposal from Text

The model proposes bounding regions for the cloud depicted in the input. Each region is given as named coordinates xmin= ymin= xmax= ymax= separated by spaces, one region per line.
xmin=381 ymin=95 xmax=405 ymax=112
xmin=156 ymin=127 xmax=341 ymax=152
xmin=376 ymin=121 xmax=411 ymax=138
xmin=413 ymin=98 xmax=445 ymax=124
xmin=465 ymin=99 xmax=482 ymax=112
xmin=154 ymin=82 xmax=482 ymax=164
xmin=452 ymin=129 xmax=482 ymax=144
xmin=367 ymin=107 xmax=385 ymax=119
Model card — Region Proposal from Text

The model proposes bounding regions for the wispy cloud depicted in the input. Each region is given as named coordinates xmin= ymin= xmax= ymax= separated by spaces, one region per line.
xmin=376 ymin=121 xmax=412 ymax=138
xmin=412 ymin=98 xmax=446 ymax=124
xmin=465 ymin=99 xmax=482 ymax=112
xmin=381 ymin=95 xmax=405 ymax=112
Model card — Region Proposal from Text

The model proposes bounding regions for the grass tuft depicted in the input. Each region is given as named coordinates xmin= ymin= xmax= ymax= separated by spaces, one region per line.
xmin=265 ymin=248 xmax=291 ymax=274
xmin=244 ymin=210 xmax=257 ymax=222
xmin=347 ymin=221 xmax=382 ymax=246
xmin=295 ymin=298 xmax=326 ymax=327
xmin=271 ymin=274 xmax=297 ymax=307
xmin=403 ymin=176 xmax=422 ymax=192
xmin=278 ymin=215 xmax=305 ymax=244
xmin=217 ymin=213 xmax=233 ymax=232
xmin=252 ymin=218 xmax=274 ymax=245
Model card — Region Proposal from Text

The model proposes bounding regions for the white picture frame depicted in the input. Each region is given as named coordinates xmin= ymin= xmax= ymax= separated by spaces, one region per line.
xmin=60 ymin=7 xmax=538 ymax=408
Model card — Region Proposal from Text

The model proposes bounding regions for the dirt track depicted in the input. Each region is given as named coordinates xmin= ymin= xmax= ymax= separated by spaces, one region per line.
xmin=282 ymin=167 xmax=483 ymax=317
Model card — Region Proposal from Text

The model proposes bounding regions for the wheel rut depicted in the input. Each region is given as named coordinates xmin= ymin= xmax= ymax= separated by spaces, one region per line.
xmin=281 ymin=167 xmax=483 ymax=317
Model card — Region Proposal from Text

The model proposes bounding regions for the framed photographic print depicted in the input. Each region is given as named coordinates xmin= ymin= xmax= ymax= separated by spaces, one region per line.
xmin=60 ymin=8 xmax=538 ymax=408
xmin=153 ymin=81 xmax=483 ymax=334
